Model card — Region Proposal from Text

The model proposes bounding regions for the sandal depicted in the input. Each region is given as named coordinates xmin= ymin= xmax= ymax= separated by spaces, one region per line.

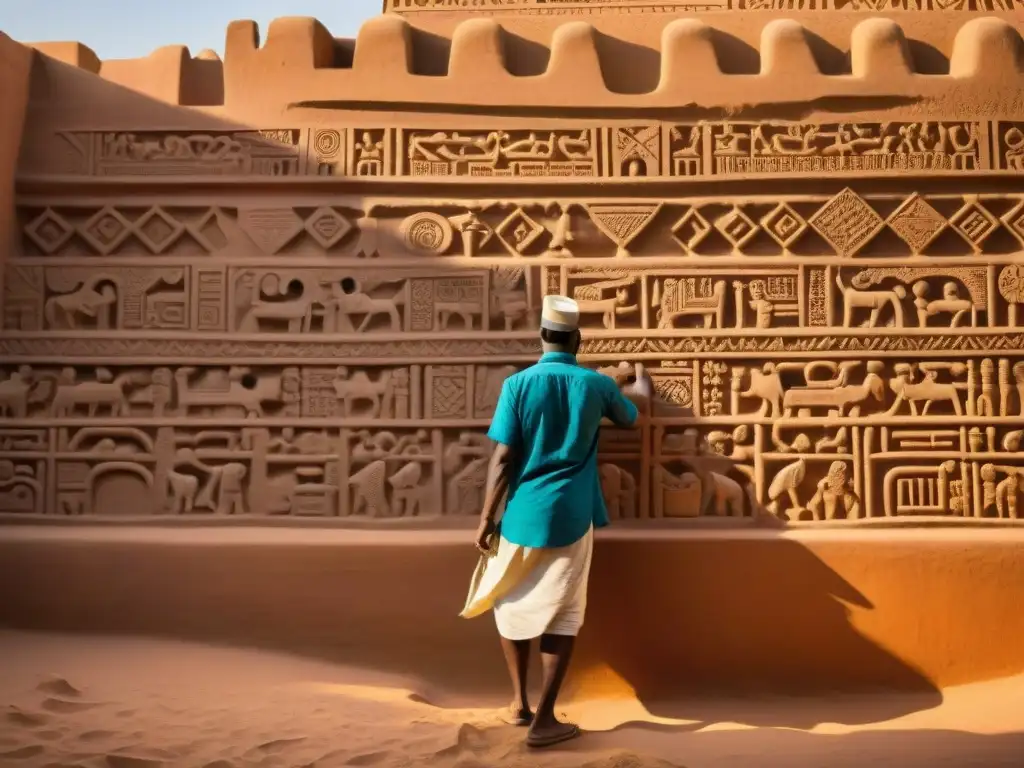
xmin=526 ymin=723 xmax=581 ymax=748
xmin=509 ymin=706 xmax=534 ymax=727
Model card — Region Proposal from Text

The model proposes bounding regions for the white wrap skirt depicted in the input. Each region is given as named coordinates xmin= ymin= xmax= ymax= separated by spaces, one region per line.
xmin=460 ymin=526 xmax=594 ymax=641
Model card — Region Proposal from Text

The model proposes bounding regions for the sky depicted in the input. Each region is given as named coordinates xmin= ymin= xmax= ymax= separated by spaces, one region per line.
xmin=1 ymin=0 xmax=382 ymax=59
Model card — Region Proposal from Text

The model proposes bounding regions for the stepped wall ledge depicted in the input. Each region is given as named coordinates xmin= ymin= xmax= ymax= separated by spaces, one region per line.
xmin=19 ymin=16 xmax=1024 ymax=114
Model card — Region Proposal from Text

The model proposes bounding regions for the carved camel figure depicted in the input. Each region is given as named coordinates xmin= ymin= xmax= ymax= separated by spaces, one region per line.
xmin=332 ymin=367 xmax=395 ymax=418
xmin=782 ymin=361 xmax=886 ymax=418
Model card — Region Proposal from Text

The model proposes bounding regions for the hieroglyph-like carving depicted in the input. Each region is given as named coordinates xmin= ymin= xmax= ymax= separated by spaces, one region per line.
xmin=59 ymin=131 xmax=304 ymax=176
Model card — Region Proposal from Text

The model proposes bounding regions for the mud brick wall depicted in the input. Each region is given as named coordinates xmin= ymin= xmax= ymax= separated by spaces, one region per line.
xmin=2 ymin=8 xmax=1023 ymax=524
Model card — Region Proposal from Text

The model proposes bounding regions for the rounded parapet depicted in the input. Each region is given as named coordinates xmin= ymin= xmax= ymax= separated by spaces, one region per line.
xmin=225 ymin=19 xmax=261 ymax=59
xmin=28 ymin=41 xmax=101 ymax=73
xmin=449 ymin=18 xmax=508 ymax=80
xmin=759 ymin=20 xmax=818 ymax=78
xmin=352 ymin=14 xmax=413 ymax=75
xmin=950 ymin=18 xmax=1024 ymax=79
xmin=850 ymin=19 xmax=913 ymax=81
xmin=658 ymin=19 xmax=719 ymax=91
xmin=546 ymin=21 xmax=604 ymax=91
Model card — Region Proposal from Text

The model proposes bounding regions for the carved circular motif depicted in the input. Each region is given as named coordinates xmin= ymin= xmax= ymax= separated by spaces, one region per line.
xmin=400 ymin=212 xmax=454 ymax=255
xmin=998 ymin=265 xmax=1024 ymax=303
xmin=314 ymin=130 xmax=342 ymax=159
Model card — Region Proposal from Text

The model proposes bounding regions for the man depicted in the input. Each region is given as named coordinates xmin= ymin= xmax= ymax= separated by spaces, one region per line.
xmin=460 ymin=295 xmax=652 ymax=749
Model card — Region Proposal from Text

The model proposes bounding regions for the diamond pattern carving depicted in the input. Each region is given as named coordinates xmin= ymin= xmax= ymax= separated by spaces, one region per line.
xmin=886 ymin=194 xmax=946 ymax=254
xmin=809 ymin=188 xmax=884 ymax=256
xmin=79 ymin=207 xmax=133 ymax=255
xmin=304 ymin=208 xmax=353 ymax=249
xmin=670 ymin=208 xmax=712 ymax=253
xmin=135 ymin=207 xmax=185 ymax=254
xmin=760 ymin=203 xmax=808 ymax=249
xmin=496 ymin=208 xmax=545 ymax=255
xmin=24 ymin=209 xmax=74 ymax=254
xmin=949 ymin=199 xmax=999 ymax=251
xmin=715 ymin=206 xmax=759 ymax=249
xmin=1002 ymin=201 xmax=1024 ymax=247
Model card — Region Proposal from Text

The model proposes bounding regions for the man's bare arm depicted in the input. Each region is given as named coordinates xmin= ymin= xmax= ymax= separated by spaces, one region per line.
xmin=480 ymin=442 xmax=513 ymax=524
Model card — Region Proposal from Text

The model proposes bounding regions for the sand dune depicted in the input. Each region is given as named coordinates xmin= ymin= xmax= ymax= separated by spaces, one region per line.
xmin=1 ymin=630 xmax=1022 ymax=768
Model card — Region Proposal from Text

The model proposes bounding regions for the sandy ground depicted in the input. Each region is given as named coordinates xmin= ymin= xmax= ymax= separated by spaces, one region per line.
xmin=1 ymin=631 xmax=1023 ymax=768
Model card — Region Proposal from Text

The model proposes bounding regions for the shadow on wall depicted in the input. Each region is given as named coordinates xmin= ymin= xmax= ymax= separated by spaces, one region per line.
xmin=576 ymin=535 xmax=943 ymax=728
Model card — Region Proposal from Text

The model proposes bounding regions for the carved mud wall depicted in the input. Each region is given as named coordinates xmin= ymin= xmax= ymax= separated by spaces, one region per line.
xmin=3 ymin=9 xmax=1023 ymax=524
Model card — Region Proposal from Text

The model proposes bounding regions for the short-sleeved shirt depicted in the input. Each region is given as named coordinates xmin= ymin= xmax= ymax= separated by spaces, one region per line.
xmin=487 ymin=351 xmax=639 ymax=549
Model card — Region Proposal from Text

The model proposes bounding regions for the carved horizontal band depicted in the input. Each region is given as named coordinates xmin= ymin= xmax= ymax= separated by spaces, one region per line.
xmin=1 ymin=332 xmax=1022 ymax=360
xmin=33 ymin=122 xmax=1024 ymax=180
xmin=0 ymin=369 xmax=1021 ymax=521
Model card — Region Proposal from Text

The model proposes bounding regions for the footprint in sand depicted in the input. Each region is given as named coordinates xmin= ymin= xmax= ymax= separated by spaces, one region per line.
xmin=344 ymin=751 xmax=390 ymax=766
xmin=103 ymin=754 xmax=165 ymax=768
xmin=249 ymin=737 xmax=307 ymax=754
xmin=36 ymin=677 xmax=82 ymax=698
xmin=5 ymin=707 xmax=50 ymax=728
xmin=40 ymin=698 xmax=102 ymax=715
xmin=79 ymin=730 xmax=116 ymax=742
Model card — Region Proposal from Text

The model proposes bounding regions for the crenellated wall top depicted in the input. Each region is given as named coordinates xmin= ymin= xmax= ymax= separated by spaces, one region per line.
xmin=18 ymin=13 xmax=1024 ymax=117
xmin=383 ymin=0 xmax=1024 ymax=16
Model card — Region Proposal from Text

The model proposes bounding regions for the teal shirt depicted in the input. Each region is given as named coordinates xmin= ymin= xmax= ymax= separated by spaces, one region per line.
xmin=487 ymin=352 xmax=639 ymax=549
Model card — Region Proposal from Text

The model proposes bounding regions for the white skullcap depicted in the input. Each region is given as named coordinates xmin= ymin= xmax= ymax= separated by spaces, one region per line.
xmin=541 ymin=295 xmax=580 ymax=332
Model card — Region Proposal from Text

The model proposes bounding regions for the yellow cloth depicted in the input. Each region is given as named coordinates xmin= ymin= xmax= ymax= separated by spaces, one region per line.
xmin=460 ymin=526 xmax=594 ymax=641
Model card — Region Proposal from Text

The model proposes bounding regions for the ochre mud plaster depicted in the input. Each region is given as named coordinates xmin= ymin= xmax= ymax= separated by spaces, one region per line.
xmin=2 ymin=3 xmax=1024 ymax=523
xmin=1 ymin=527 xmax=1023 ymax=706
xmin=0 ymin=34 xmax=33 ymax=287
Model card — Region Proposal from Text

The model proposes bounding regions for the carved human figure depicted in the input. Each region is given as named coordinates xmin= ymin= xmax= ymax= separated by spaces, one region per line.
xmin=166 ymin=469 xmax=199 ymax=514
xmin=0 ymin=366 xmax=36 ymax=418
xmin=214 ymin=462 xmax=247 ymax=515
xmin=150 ymin=368 xmax=172 ymax=417
xmin=912 ymin=281 xmax=974 ymax=328
xmin=806 ymin=461 xmax=860 ymax=521
xmin=599 ymin=464 xmax=636 ymax=520
xmin=355 ymin=131 xmax=384 ymax=176
xmin=1014 ymin=362 xmax=1024 ymax=417
xmin=995 ymin=469 xmax=1021 ymax=520
xmin=1004 ymin=126 xmax=1024 ymax=171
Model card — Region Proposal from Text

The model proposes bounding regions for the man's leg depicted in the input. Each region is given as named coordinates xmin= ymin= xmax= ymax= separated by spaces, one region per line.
xmin=527 ymin=633 xmax=578 ymax=743
xmin=499 ymin=636 xmax=532 ymax=723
